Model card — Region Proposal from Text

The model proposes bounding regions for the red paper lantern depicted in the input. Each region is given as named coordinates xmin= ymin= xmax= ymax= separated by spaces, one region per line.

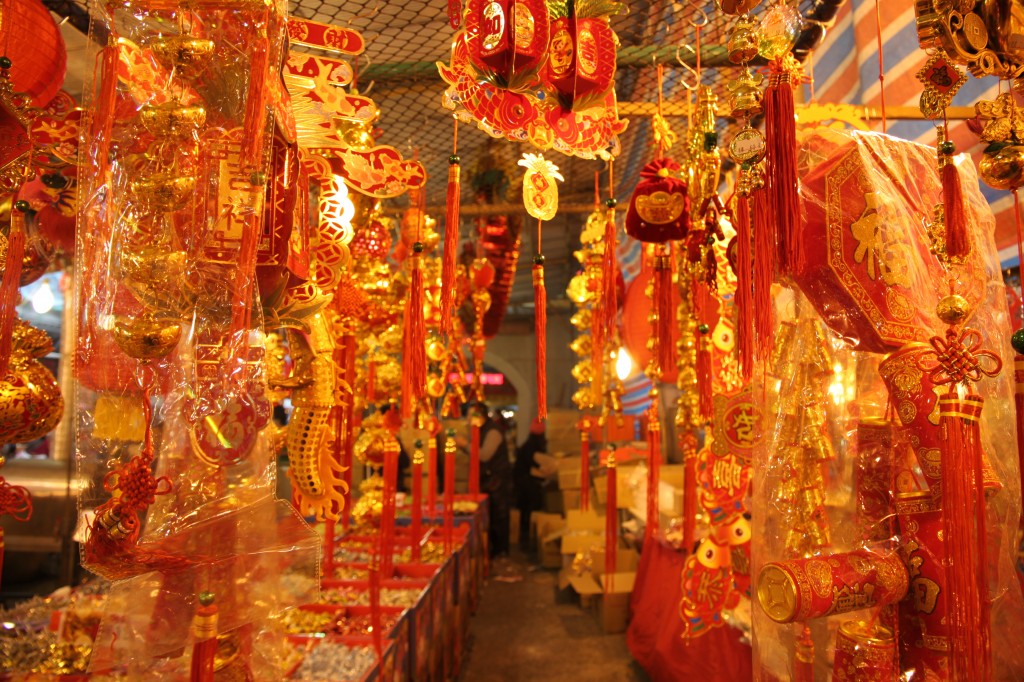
xmin=466 ymin=0 xmax=549 ymax=89
xmin=0 ymin=0 xmax=67 ymax=108
xmin=541 ymin=6 xmax=619 ymax=110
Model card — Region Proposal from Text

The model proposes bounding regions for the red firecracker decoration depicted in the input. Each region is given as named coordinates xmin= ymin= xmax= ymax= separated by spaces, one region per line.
xmin=604 ymin=451 xmax=618 ymax=593
xmin=533 ymin=257 xmax=547 ymax=420
xmin=189 ymin=594 xmax=218 ymax=682
xmin=626 ymin=159 xmax=690 ymax=244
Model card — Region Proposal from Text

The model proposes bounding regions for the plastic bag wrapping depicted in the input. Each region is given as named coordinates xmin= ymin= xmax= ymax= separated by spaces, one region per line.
xmin=750 ymin=128 xmax=1024 ymax=681
xmin=71 ymin=0 xmax=319 ymax=675
xmin=88 ymin=497 xmax=318 ymax=676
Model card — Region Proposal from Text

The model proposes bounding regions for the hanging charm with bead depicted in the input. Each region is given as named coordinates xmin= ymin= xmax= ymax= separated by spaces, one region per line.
xmin=520 ymin=153 xmax=563 ymax=421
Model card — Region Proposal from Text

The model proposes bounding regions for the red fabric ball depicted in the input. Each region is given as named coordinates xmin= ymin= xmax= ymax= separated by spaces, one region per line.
xmin=1 ymin=0 xmax=67 ymax=107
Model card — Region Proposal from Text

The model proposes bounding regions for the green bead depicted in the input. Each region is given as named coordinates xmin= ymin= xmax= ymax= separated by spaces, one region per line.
xmin=939 ymin=140 xmax=955 ymax=156
xmin=412 ymin=241 xmax=424 ymax=253
xmin=449 ymin=154 xmax=460 ymax=165
xmin=706 ymin=233 xmax=715 ymax=245
xmin=698 ymin=323 xmax=710 ymax=334
xmin=605 ymin=197 xmax=617 ymax=208
xmin=198 ymin=591 xmax=215 ymax=606
xmin=0 ymin=57 xmax=11 ymax=69
xmin=249 ymin=171 xmax=266 ymax=186
xmin=13 ymin=200 xmax=30 ymax=213
xmin=533 ymin=253 xmax=545 ymax=265
xmin=703 ymin=131 xmax=718 ymax=152
xmin=1012 ymin=328 xmax=1024 ymax=355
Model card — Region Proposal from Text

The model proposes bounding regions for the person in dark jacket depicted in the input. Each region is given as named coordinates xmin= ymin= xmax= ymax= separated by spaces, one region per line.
xmin=471 ymin=403 xmax=513 ymax=558
xmin=515 ymin=418 xmax=548 ymax=551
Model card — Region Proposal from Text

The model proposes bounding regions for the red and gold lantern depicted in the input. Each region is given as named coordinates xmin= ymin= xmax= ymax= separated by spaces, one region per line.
xmin=465 ymin=0 xmax=549 ymax=89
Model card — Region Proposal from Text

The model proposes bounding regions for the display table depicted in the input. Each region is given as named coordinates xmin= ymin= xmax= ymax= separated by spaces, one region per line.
xmin=627 ymin=539 xmax=752 ymax=682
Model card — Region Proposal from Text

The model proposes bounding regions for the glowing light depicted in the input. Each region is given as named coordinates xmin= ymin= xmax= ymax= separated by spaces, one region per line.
xmin=615 ymin=348 xmax=633 ymax=381
xmin=31 ymin=280 xmax=55 ymax=314
xmin=319 ymin=175 xmax=356 ymax=244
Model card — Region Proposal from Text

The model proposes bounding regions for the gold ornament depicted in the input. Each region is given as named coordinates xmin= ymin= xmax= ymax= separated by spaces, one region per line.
xmin=519 ymin=153 xmax=564 ymax=222
xmin=936 ymin=293 xmax=971 ymax=325
xmin=149 ymin=35 xmax=215 ymax=74
xmin=138 ymin=102 xmax=207 ymax=138
xmin=0 ymin=322 xmax=63 ymax=443
xmin=727 ymin=15 xmax=760 ymax=64
xmin=130 ymin=174 xmax=197 ymax=213
xmin=112 ymin=314 xmax=182 ymax=359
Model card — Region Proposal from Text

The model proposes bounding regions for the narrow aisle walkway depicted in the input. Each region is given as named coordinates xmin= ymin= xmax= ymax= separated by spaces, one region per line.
xmin=459 ymin=551 xmax=650 ymax=682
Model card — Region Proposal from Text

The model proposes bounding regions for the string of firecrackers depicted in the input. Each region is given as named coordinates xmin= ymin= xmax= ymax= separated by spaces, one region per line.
xmin=436 ymin=0 xmax=628 ymax=160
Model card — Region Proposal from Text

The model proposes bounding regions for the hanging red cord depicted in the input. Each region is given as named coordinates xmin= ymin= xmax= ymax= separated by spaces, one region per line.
xmin=874 ymin=0 xmax=887 ymax=133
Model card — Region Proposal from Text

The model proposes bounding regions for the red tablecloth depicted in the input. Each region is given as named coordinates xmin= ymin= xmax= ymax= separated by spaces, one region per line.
xmin=627 ymin=539 xmax=753 ymax=681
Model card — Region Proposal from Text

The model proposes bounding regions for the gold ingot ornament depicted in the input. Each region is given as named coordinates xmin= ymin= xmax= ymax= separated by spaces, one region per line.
xmin=131 ymin=174 xmax=197 ymax=213
xmin=112 ymin=314 xmax=182 ymax=359
xmin=138 ymin=102 xmax=207 ymax=139
xmin=979 ymin=144 xmax=1024 ymax=190
xmin=149 ymin=36 xmax=215 ymax=75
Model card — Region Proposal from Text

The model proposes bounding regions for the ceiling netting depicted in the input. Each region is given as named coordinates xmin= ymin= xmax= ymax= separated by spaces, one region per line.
xmin=53 ymin=0 xmax=833 ymax=313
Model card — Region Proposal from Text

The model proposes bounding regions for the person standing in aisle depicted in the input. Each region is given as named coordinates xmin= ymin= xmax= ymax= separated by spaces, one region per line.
xmin=515 ymin=418 xmax=548 ymax=552
xmin=471 ymin=403 xmax=513 ymax=558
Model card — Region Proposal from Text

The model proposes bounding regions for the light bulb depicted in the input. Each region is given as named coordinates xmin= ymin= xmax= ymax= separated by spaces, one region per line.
xmin=615 ymin=347 xmax=633 ymax=381
xmin=31 ymin=280 xmax=54 ymax=314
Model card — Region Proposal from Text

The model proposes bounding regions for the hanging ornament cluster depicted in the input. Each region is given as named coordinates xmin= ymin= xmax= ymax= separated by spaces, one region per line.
xmin=438 ymin=0 xmax=628 ymax=159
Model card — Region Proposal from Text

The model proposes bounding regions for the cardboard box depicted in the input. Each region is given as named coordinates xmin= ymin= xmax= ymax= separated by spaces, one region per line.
xmin=533 ymin=453 xmax=559 ymax=479
xmin=568 ymin=571 xmax=602 ymax=610
xmin=592 ymin=545 xmax=640 ymax=576
xmin=592 ymin=462 xmax=640 ymax=508
xmin=536 ymin=513 xmax=565 ymax=569
xmin=556 ymin=456 xmax=582 ymax=490
xmin=561 ymin=488 xmax=581 ymax=512
xmin=595 ymin=572 xmax=637 ymax=633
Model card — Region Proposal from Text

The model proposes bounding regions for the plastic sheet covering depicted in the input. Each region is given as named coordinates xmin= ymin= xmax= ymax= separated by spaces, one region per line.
xmin=751 ymin=129 xmax=1024 ymax=681
xmin=73 ymin=0 xmax=318 ymax=674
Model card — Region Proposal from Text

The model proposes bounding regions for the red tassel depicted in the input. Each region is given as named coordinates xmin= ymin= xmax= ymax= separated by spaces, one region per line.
xmin=0 ymin=528 xmax=4 ymax=594
xmin=764 ymin=65 xmax=801 ymax=276
xmin=605 ymin=454 xmax=618 ymax=594
xmin=653 ymin=249 xmax=675 ymax=375
xmin=592 ymin=212 xmax=618 ymax=402
xmin=411 ymin=444 xmax=423 ymax=563
xmin=1015 ymin=357 xmax=1024 ymax=512
xmin=444 ymin=435 xmax=456 ymax=553
xmin=91 ymin=40 xmax=120 ymax=182
xmin=793 ymin=625 xmax=814 ymax=682
xmin=753 ymin=187 xmax=774 ymax=360
xmin=735 ymin=193 xmax=754 ymax=380
xmin=645 ymin=407 xmax=661 ymax=543
xmin=938 ymin=392 xmax=990 ymax=681
xmin=533 ymin=262 xmax=547 ymax=420
xmin=694 ymin=282 xmax=715 ymax=420
xmin=402 ymin=257 xmax=426 ymax=419
xmin=189 ymin=601 xmax=218 ymax=682
xmin=469 ymin=423 xmax=480 ymax=496
xmin=580 ymin=421 xmax=591 ymax=511
xmin=242 ymin=28 xmax=271 ymax=167
xmin=440 ymin=158 xmax=462 ymax=336
xmin=942 ymin=161 xmax=971 ymax=259
xmin=0 ymin=217 xmax=25 ymax=377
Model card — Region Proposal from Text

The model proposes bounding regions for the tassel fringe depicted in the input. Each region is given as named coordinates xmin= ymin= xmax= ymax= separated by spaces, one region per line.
xmin=939 ymin=392 xmax=990 ymax=682
xmin=735 ymin=193 xmax=754 ymax=380
xmin=440 ymin=162 xmax=461 ymax=336
xmin=605 ymin=456 xmax=617 ymax=593
xmin=764 ymin=68 xmax=801 ymax=276
xmin=533 ymin=262 xmax=547 ymax=420
xmin=942 ymin=162 xmax=971 ymax=259
xmin=402 ymin=257 xmax=426 ymax=419
xmin=752 ymin=187 xmax=774 ymax=360
xmin=646 ymin=407 xmax=661 ymax=542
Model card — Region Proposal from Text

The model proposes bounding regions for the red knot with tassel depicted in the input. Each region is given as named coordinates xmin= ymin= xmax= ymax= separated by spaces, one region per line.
xmin=764 ymin=61 xmax=802 ymax=277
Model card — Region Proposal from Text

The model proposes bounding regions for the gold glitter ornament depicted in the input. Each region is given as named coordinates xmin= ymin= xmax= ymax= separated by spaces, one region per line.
xmin=111 ymin=314 xmax=182 ymax=359
xmin=0 ymin=322 xmax=63 ymax=443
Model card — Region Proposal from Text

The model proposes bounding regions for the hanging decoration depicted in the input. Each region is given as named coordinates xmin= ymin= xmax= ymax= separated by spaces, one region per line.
xmin=520 ymin=152 xmax=563 ymax=420
xmin=437 ymin=0 xmax=628 ymax=159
